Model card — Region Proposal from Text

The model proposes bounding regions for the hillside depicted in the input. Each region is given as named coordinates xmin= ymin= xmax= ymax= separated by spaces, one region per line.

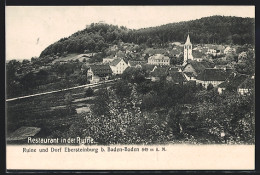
xmin=40 ymin=15 xmax=255 ymax=57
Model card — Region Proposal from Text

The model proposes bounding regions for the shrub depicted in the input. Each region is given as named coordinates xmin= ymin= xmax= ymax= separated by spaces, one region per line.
xmin=85 ymin=87 xmax=94 ymax=97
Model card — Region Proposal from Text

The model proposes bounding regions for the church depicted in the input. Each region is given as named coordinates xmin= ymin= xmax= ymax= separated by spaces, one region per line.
xmin=183 ymin=34 xmax=193 ymax=65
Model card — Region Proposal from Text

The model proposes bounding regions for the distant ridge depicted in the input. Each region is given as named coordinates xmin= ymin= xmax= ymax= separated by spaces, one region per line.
xmin=40 ymin=15 xmax=254 ymax=58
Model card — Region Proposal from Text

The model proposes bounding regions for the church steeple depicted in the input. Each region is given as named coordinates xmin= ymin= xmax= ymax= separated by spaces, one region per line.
xmin=185 ymin=34 xmax=192 ymax=45
xmin=183 ymin=33 xmax=193 ymax=66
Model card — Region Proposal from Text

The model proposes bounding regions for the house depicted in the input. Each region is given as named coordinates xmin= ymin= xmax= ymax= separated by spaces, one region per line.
xmin=192 ymin=50 xmax=206 ymax=61
xmin=147 ymin=54 xmax=170 ymax=65
xmin=128 ymin=60 xmax=147 ymax=68
xmin=109 ymin=58 xmax=128 ymax=74
xmin=144 ymin=48 xmax=168 ymax=56
xmin=109 ymin=45 xmax=118 ymax=51
xmin=183 ymin=72 xmax=197 ymax=81
xmin=141 ymin=64 xmax=157 ymax=75
xmin=150 ymin=66 xmax=168 ymax=82
xmin=206 ymin=45 xmax=224 ymax=56
xmin=238 ymin=52 xmax=247 ymax=62
xmin=87 ymin=64 xmax=112 ymax=83
xmin=224 ymin=46 xmax=236 ymax=55
xmin=103 ymin=57 xmax=115 ymax=64
xmin=166 ymin=71 xmax=187 ymax=84
xmin=168 ymin=66 xmax=182 ymax=72
xmin=182 ymin=60 xmax=214 ymax=77
xmin=237 ymin=76 xmax=254 ymax=95
xmin=169 ymin=48 xmax=182 ymax=57
xmin=217 ymin=73 xmax=254 ymax=95
xmin=196 ymin=68 xmax=233 ymax=88
xmin=171 ymin=42 xmax=182 ymax=46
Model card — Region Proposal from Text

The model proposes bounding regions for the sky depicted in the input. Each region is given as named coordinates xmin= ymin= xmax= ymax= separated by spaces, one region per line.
xmin=6 ymin=6 xmax=255 ymax=60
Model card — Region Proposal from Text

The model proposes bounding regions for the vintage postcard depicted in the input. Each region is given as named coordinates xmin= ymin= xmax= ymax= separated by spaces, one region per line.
xmin=6 ymin=6 xmax=255 ymax=170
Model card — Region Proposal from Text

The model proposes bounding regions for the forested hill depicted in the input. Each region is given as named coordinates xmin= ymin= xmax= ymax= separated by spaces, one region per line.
xmin=40 ymin=15 xmax=255 ymax=57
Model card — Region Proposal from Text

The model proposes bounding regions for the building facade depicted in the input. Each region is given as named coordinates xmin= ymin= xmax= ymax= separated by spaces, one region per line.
xmin=87 ymin=64 xmax=112 ymax=83
xmin=109 ymin=58 xmax=129 ymax=74
xmin=147 ymin=54 xmax=170 ymax=65
xmin=196 ymin=68 xmax=232 ymax=88
xmin=183 ymin=34 xmax=193 ymax=65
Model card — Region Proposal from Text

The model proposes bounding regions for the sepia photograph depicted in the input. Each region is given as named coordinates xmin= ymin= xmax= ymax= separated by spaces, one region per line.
xmin=5 ymin=5 xmax=255 ymax=170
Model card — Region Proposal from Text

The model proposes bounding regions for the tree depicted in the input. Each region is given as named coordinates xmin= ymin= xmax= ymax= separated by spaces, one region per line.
xmin=168 ymin=106 xmax=183 ymax=136
xmin=64 ymin=93 xmax=73 ymax=112
xmin=35 ymin=69 xmax=49 ymax=86
xmin=207 ymin=83 xmax=214 ymax=91
xmin=114 ymin=80 xmax=132 ymax=99
xmin=122 ymin=67 xmax=146 ymax=84
xmin=20 ymin=72 xmax=37 ymax=91
xmin=85 ymin=87 xmax=94 ymax=97
xmin=90 ymin=88 xmax=110 ymax=116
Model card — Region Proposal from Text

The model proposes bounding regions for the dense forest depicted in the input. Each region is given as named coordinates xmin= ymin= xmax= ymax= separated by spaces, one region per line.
xmin=40 ymin=16 xmax=255 ymax=57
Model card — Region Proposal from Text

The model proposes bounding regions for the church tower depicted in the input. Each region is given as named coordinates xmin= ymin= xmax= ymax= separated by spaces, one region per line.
xmin=183 ymin=34 xmax=193 ymax=65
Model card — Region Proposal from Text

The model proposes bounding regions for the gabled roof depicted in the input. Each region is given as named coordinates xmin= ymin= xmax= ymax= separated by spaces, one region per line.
xmin=110 ymin=58 xmax=124 ymax=66
xmin=148 ymin=54 xmax=170 ymax=61
xmin=185 ymin=34 xmax=192 ymax=45
xmin=150 ymin=67 xmax=168 ymax=77
xmin=142 ymin=64 xmax=156 ymax=72
xmin=184 ymin=72 xmax=196 ymax=77
xmin=197 ymin=68 xmax=232 ymax=81
xmin=218 ymin=73 xmax=250 ymax=88
xmin=144 ymin=48 xmax=168 ymax=55
xmin=128 ymin=60 xmax=147 ymax=67
xmin=184 ymin=60 xmax=214 ymax=74
xmin=167 ymin=72 xmax=187 ymax=83
xmin=168 ymin=67 xmax=180 ymax=72
xmin=89 ymin=64 xmax=112 ymax=75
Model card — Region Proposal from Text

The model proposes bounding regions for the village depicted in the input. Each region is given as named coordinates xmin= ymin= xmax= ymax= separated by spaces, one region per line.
xmin=86 ymin=34 xmax=254 ymax=96
xmin=6 ymin=24 xmax=255 ymax=145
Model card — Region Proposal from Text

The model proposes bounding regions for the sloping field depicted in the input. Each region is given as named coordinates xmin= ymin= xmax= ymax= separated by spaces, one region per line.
xmin=6 ymin=81 xmax=114 ymax=141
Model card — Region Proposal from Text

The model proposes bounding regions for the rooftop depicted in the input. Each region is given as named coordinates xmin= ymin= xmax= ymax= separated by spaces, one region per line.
xmin=167 ymin=72 xmax=187 ymax=83
xmin=148 ymin=54 xmax=170 ymax=60
xmin=197 ymin=68 xmax=232 ymax=81
xmin=89 ymin=64 xmax=112 ymax=75
xmin=110 ymin=58 xmax=123 ymax=66
xmin=150 ymin=67 xmax=168 ymax=77
xmin=184 ymin=60 xmax=215 ymax=74
xmin=218 ymin=73 xmax=252 ymax=89
xmin=128 ymin=60 xmax=147 ymax=67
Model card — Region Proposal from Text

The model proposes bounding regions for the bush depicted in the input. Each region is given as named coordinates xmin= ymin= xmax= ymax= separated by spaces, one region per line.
xmin=85 ymin=87 xmax=94 ymax=97
xmin=207 ymin=83 xmax=214 ymax=91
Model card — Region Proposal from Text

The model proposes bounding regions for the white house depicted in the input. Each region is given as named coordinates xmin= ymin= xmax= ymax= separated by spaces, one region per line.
xmin=224 ymin=46 xmax=236 ymax=55
xmin=147 ymin=54 xmax=170 ymax=65
xmin=109 ymin=58 xmax=129 ymax=74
